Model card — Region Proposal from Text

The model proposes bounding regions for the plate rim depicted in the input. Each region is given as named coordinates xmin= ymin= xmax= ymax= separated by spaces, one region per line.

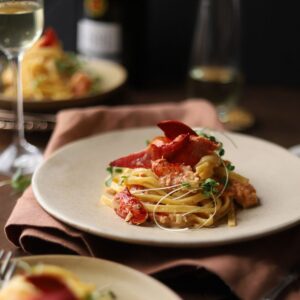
xmin=32 ymin=127 xmax=300 ymax=248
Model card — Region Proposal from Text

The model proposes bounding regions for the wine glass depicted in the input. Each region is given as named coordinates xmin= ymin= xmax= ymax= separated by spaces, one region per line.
xmin=289 ymin=144 xmax=300 ymax=158
xmin=0 ymin=0 xmax=44 ymax=175
xmin=187 ymin=0 xmax=254 ymax=131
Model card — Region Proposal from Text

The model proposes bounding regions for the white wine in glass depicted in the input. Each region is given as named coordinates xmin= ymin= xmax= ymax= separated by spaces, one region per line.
xmin=188 ymin=65 xmax=243 ymax=119
xmin=188 ymin=0 xmax=254 ymax=131
xmin=0 ymin=0 xmax=44 ymax=176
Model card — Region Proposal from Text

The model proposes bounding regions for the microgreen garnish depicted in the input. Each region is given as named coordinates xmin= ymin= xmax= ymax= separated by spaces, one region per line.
xmin=106 ymin=166 xmax=113 ymax=174
xmin=0 ymin=168 xmax=31 ymax=193
xmin=181 ymin=182 xmax=191 ymax=188
xmin=226 ymin=162 xmax=235 ymax=171
xmin=218 ymin=147 xmax=225 ymax=156
xmin=55 ymin=53 xmax=80 ymax=76
xmin=11 ymin=169 xmax=31 ymax=192
xmin=145 ymin=139 xmax=151 ymax=146
xmin=197 ymin=131 xmax=217 ymax=142
xmin=201 ymin=178 xmax=220 ymax=197
xmin=105 ymin=177 xmax=112 ymax=187
xmin=120 ymin=175 xmax=129 ymax=184
xmin=85 ymin=289 xmax=116 ymax=300
xmin=105 ymin=166 xmax=124 ymax=187
xmin=106 ymin=166 xmax=123 ymax=174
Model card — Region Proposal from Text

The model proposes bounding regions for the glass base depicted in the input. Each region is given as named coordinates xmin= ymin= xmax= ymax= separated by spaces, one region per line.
xmin=0 ymin=140 xmax=43 ymax=176
xmin=218 ymin=106 xmax=255 ymax=131
xmin=289 ymin=145 xmax=300 ymax=158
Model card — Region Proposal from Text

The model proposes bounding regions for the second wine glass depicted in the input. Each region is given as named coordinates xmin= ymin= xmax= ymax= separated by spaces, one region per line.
xmin=0 ymin=0 xmax=44 ymax=175
xmin=187 ymin=0 xmax=253 ymax=130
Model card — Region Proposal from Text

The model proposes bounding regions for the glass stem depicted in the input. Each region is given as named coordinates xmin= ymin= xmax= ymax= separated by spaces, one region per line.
xmin=10 ymin=53 xmax=26 ymax=148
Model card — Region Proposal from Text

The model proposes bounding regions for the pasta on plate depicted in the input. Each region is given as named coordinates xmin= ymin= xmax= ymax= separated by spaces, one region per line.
xmin=101 ymin=120 xmax=259 ymax=229
xmin=1 ymin=28 xmax=101 ymax=101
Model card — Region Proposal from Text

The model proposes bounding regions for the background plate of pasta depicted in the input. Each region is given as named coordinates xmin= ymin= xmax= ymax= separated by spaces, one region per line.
xmin=0 ymin=255 xmax=180 ymax=300
xmin=32 ymin=121 xmax=300 ymax=247
xmin=0 ymin=28 xmax=127 ymax=112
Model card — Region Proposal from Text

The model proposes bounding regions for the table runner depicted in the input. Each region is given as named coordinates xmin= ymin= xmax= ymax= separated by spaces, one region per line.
xmin=5 ymin=99 xmax=300 ymax=300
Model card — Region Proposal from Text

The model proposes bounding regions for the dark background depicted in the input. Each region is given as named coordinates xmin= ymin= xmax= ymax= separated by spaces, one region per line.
xmin=45 ymin=0 xmax=300 ymax=87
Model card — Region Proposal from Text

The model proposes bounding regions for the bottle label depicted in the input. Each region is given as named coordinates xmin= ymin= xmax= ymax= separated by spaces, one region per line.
xmin=77 ymin=19 xmax=121 ymax=58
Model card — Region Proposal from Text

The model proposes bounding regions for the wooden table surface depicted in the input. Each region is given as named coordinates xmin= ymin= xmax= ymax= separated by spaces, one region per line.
xmin=0 ymin=85 xmax=299 ymax=299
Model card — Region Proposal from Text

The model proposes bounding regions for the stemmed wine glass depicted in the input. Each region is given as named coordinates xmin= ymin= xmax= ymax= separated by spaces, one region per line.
xmin=187 ymin=0 xmax=254 ymax=131
xmin=289 ymin=144 xmax=300 ymax=158
xmin=0 ymin=0 xmax=44 ymax=175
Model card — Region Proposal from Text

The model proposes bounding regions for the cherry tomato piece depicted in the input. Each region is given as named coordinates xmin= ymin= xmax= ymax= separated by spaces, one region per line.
xmin=38 ymin=28 xmax=59 ymax=47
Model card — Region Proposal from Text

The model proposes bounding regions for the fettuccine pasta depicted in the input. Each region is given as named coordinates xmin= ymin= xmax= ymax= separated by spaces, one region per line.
xmin=100 ymin=120 xmax=258 ymax=229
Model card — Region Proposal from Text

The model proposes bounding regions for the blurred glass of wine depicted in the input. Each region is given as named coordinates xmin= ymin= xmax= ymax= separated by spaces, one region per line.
xmin=0 ymin=1 xmax=43 ymax=53
xmin=0 ymin=0 xmax=44 ymax=176
xmin=188 ymin=0 xmax=253 ymax=130
xmin=188 ymin=65 xmax=242 ymax=122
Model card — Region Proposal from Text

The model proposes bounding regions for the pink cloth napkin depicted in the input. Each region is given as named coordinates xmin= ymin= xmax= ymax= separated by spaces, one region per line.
xmin=5 ymin=100 xmax=300 ymax=300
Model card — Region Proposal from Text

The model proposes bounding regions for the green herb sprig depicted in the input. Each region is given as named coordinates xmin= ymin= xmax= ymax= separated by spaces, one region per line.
xmin=0 ymin=169 xmax=31 ymax=193
xmin=11 ymin=169 xmax=31 ymax=192
xmin=218 ymin=146 xmax=225 ymax=157
xmin=201 ymin=178 xmax=220 ymax=197
xmin=105 ymin=166 xmax=124 ymax=187
xmin=55 ymin=53 xmax=80 ymax=76
xmin=196 ymin=131 xmax=217 ymax=142
xmin=226 ymin=162 xmax=235 ymax=171
xmin=181 ymin=182 xmax=192 ymax=189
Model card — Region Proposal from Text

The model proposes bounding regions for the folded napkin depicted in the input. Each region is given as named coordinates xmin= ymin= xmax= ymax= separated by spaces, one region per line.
xmin=5 ymin=100 xmax=300 ymax=300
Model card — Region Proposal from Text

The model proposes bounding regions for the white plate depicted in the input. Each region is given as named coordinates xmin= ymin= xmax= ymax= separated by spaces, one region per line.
xmin=32 ymin=127 xmax=300 ymax=247
xmin=17 ymin=255 xmax=180 ymax=300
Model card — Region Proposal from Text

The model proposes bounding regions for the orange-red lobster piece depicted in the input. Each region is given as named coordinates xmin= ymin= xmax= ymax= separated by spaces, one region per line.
xmin=37 ymin=28 xmax=59 ymax=47
xmin=151 ymin=159 xmax=184 ymax=177
xmin=109 ymin=149 xmax=152 ymax=169
xmin=114 ymin=188 xmax=148 ymax=225
xmin=157 ymin=120 xmax=198 ymax=139
xmin=109 ymin=120 xmax=218 ymax=169
xmin=27 ymin=274 xmax=77 ymax=300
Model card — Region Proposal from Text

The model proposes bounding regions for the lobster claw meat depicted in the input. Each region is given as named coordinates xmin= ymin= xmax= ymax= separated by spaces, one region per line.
xmin=109 ymin=120 xmax=219 ymax=169
xmin=114 ymin=188 xmax=148 ymax=225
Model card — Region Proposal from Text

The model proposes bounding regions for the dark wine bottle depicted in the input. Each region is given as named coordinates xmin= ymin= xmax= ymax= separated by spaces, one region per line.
xmin=77 ymin=0 xmax=121 ymax=61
